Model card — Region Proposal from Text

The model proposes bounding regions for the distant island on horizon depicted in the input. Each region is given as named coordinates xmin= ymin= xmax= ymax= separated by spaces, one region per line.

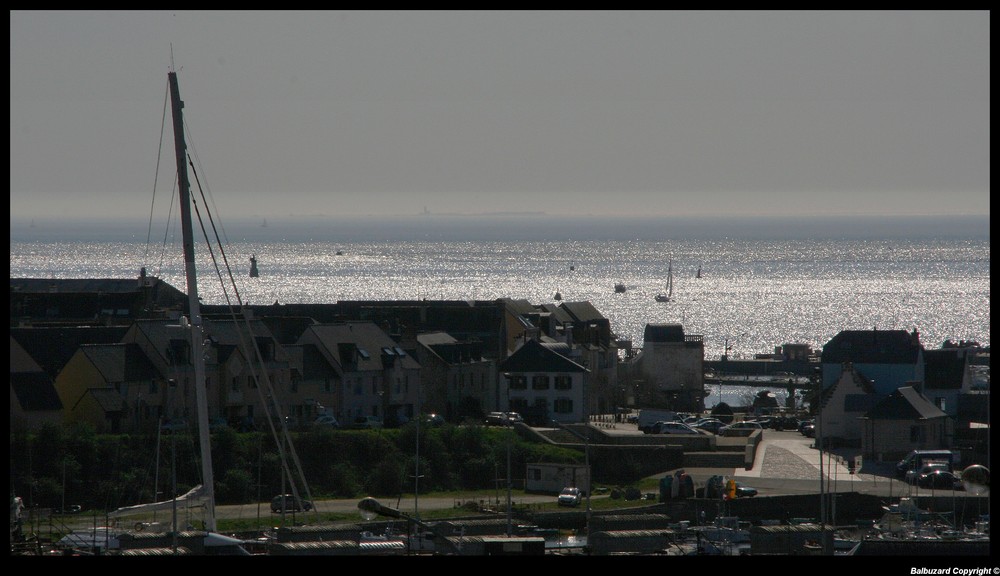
xmin=9 ymin=213 xmax=990 ymax=243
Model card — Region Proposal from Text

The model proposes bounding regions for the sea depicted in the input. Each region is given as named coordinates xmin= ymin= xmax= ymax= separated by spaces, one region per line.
xmin=10 ymin=214 xmax=990 ymax=409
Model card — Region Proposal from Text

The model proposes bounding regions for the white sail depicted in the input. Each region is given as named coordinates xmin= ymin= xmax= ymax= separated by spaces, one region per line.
xmin=109 ymin=484 xmax=207 ymax=519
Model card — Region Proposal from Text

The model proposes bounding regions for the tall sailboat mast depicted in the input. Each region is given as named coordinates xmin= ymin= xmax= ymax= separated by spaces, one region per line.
xmin=168 ymin=70 xmax=217 ymax=532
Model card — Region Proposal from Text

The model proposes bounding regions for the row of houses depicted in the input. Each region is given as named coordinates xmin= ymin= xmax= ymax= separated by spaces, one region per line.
xmin=10 ymin=277 xmax=621 ymax=433
xmin=817 ymin=329 xmax=989 ymax=463
xmin=10 ymin=277 xmax=989 ymax=465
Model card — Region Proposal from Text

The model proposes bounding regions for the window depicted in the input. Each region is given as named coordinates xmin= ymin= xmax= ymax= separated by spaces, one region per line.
xmin=231 ymin=377 xmax=239 ymax=392
xmin=554 ymin=398 xmax=574 ymax=414
xmin=532 ymin=375 xmax=550 ymax=390
xmin=555 ymin=375 xmax=572 ymax=390
xmin=509 ymin=375 xmax=527 ymax=390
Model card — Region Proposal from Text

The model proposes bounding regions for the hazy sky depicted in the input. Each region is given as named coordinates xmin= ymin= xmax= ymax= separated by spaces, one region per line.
xmin=9 ymin=10 xmax=990 ymax=222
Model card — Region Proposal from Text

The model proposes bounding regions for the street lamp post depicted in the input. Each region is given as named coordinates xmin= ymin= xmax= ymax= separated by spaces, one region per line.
xmin=413 ymin=380 xmax=423 ymax=522
xmin=813 ymin=367 xmax=829 ymax=555
xmin=505 ymin=376 xmax=513 ymax=537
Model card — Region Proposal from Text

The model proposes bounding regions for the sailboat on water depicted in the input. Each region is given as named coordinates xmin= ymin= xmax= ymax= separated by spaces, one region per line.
xmin=655 ymin=260 xmax=674 ymax=303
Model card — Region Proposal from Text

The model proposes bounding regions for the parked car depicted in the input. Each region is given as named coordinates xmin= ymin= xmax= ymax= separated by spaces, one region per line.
xmin=557 ymin=487 xmax=583 ymax=507
xmin=505 ymin=412 xmax=524 ymax=424
xmin=208 ymin=416 xmax=229 ymax=431
xmin=799 ymin=422 xmax=816 ymax=438
xmin=485 ymin=412 xmax=509 ymax=426
xmin=351 ymin=416 xmax=383 ymax=429
xmin=797 ymin=419 xmax=815 ymax=434
xmin=421 ymin=413 xmax=445 ymax=427
xmin=918 ymin=470 xmax=964 ymax=491
xmin=160 ymin=418 xmax=188 ymax=432
xmin=694 ymin=419 xmax=725 ymax=434
xmin=652 ymin=421 xmax=701 ymax=435
xmin=771 ymin=416 xmax=800 ymax=431
xmin=718 ymin=421 xmax=763 ymax=436
xmin=895 ymin=450 xmax=958 ymax=479
xmin=271 ymin=494 xmax=312 ymax=513
xmin=313 ymin=414 xmax=340 ymax=428
xmin=485 ymin=411 xmax=522 ymax=426
xmin=735 ymin=483 xmax=758 ymax=498
xmin=905 ymin=462 xmax=951 ymax=485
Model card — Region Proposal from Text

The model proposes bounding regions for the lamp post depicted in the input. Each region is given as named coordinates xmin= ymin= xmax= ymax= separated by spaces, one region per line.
xmin=813 ymin=366 xmax=829 ymax=555
xmin=412 ymin=380 xmax=423 ymax=522
xmin=505 ymin=375 xmax=513 ymax=537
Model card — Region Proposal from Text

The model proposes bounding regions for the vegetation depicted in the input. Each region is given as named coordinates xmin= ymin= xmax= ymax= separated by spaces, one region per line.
xmin=9 ymin=422 xmax=587 ymax=513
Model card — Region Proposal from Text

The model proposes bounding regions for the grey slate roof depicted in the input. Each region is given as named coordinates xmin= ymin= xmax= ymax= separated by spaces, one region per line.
xmin=304 ymin=323 xmax=421 ymax=371
xmin=557 ymin=301 xmax=606 ymax=323
xmin=10 ymin=326 xmax=129 ymax=378
xmin=257 ymin=316 xmax=318 ymax=345
xmin=10 ymin=335 xmax=43 ymax=372
xmin=88 ymin=388 xmax=126 ymax=412
xmin=821 ymin=329 xmax=922 ymax=365
xmin=536 ymin=303 xmax=575 ymax=323
xmin=10 ymin=372 xmax=62 ymax=411
xmin=79 ymin=343 xmax=158 ymax=383
xmin=863 ymin=386 xmax=948 ymax=421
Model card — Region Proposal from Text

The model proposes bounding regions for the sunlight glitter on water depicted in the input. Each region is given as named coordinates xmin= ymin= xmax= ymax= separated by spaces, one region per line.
xmin=11 ymin=237 xmax=989 ymax=359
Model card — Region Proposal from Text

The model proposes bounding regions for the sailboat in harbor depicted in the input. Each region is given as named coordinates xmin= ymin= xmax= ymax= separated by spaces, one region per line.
xmin=101 ymin=69 xmax=251 ymax=555
xmin=655 ymin=260 xmax=674 ymax=302
xmin=104 ymin=67 xmax=319 ymax=555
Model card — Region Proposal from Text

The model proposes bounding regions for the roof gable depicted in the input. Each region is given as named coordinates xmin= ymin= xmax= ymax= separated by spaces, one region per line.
xmin=80 ymin=343 xmax=158 ymax=382
xmin=499 ymin=339 xmax=588 ymax=373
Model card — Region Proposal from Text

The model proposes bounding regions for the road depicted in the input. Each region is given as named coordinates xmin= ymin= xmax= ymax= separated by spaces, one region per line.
xmin=217 ymin=428 xmax=957 ymax=523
